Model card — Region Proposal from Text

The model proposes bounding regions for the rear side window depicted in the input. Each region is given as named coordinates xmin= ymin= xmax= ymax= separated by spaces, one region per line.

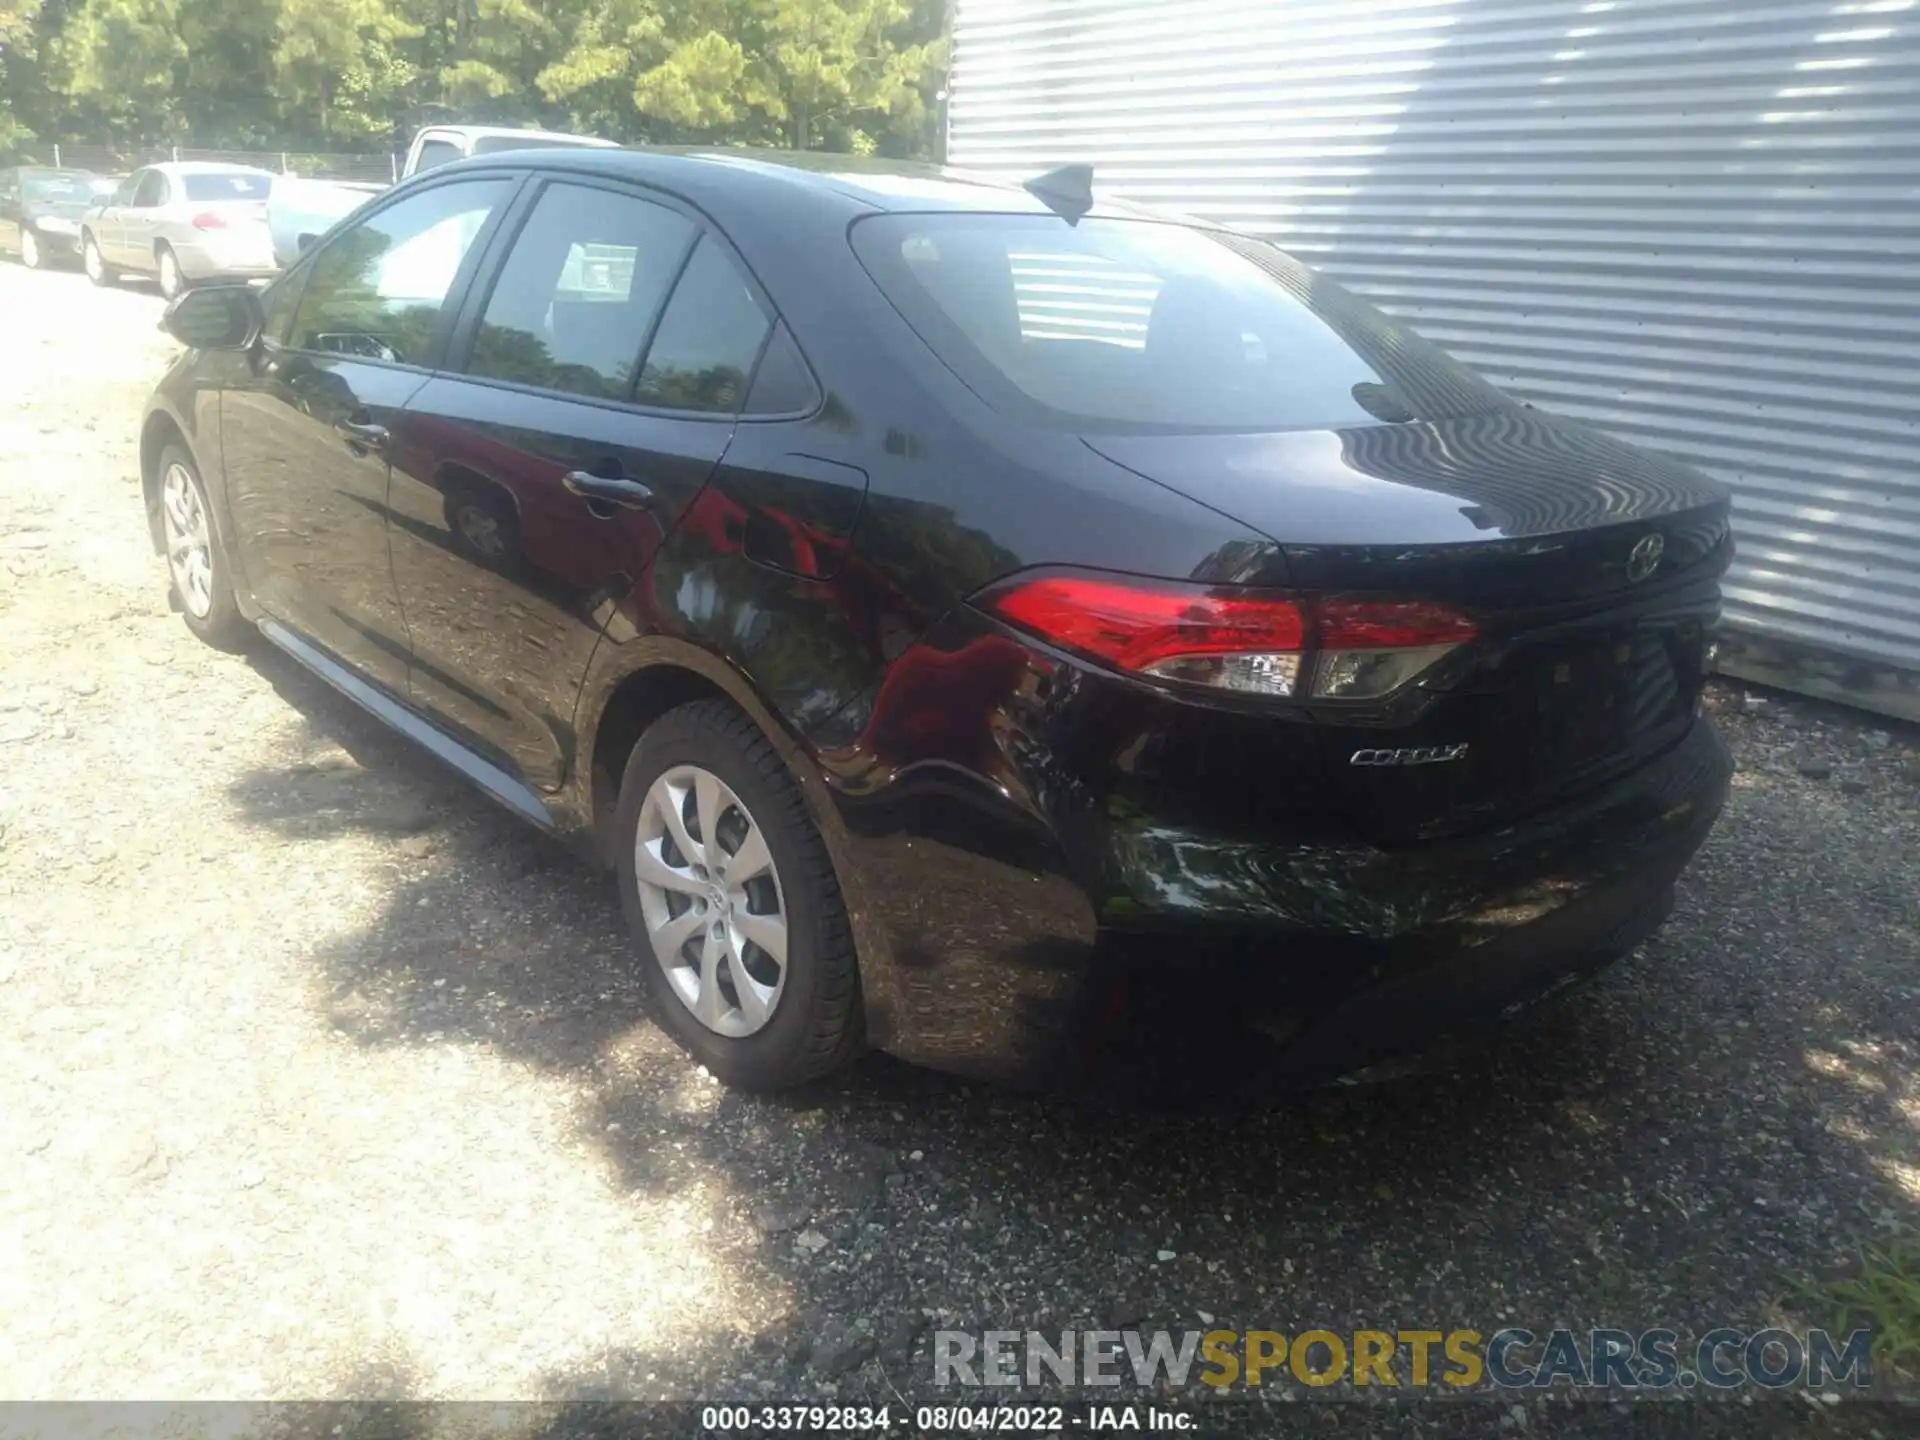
xmin=634 ymin=236 xmax=771 ymax=413
xmin=183 ymin=173 xmax=270 ymax=202
xmin=291 ymin=178 xmax=508 ymax=365
xmin=467 ymin=183 xmax=695 ymax=401
xmin=851 ymin=213 xmax=1504 ymax=434
xmin=743 ymin=322 xmax=819 ymax=415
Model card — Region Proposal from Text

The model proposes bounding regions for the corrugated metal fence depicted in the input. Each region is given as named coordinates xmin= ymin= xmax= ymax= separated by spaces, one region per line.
xmin=949 ymin=0 xmax=1920 ymax=717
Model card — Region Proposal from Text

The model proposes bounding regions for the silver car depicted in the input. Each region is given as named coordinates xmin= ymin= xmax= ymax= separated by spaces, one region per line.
xmin=81 ymin=162 xmax=277 ymax=298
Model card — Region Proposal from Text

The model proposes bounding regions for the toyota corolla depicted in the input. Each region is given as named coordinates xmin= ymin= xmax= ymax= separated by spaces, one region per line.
xmin=139 ymin=149 xmax=1733 ymax=1090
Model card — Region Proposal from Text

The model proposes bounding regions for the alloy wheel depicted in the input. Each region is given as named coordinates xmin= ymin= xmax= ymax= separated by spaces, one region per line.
xmin=161 ymin=462 xmax=214 ymax=619
xmin=632 ymin=763 xmax=788 ymax=1038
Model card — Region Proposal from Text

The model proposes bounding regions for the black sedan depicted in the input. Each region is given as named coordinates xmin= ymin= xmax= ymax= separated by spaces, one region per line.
xmin=140 ymin=149 xmax=1733 ymax=1091
xmin=0 ymin=165 xmax=109 ymax=269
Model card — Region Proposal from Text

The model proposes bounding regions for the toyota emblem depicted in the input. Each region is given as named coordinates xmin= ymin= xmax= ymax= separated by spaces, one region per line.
xmin=1627 ymin=532 xmax=1665 ymax=583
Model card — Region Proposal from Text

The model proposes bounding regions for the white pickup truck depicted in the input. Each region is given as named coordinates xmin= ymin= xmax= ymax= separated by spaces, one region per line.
xmin=267 ymin=124 xmax=619 ymax=267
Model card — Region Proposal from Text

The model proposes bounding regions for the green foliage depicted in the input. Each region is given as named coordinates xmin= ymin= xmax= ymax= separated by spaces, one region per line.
xmin=1 ymin=0 xmax=948 ymax=155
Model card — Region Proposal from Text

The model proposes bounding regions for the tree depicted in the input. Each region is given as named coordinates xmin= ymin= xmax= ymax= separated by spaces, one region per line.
xmin=541 ymin=0 xmax=948 ymax=152
xmin=276 ymin=0 xmax=418 ymax=140
xmin=0 ymin=0 xmax=44 ymax=145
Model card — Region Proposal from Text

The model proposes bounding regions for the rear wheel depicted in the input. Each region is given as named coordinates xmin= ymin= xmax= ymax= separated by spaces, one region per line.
xmin=20 ymin=228 xmax=43 ymax=269
xmin=615 ymin=699 xmax=862 ymax=1090
xmin=158 ymin=442 xmax=247 ymax=650
xmin=156 ymin=243 xmax=184 ymax=300
xmin=82 ymin=233 xmax=116 ymax=286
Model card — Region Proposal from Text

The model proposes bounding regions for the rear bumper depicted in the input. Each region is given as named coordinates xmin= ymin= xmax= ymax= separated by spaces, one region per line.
xmin=848 ymin=712 xmax=1730 ymax=1089
xmin=171 ymin=238 xmax=279 ymax=281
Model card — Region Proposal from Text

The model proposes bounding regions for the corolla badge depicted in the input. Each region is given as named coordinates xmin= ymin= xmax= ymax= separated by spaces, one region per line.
xmin=1627 ymin=532 xmax=1665 ymax=583
xmin=1350 ymin=744 xmax=1470 ymax=767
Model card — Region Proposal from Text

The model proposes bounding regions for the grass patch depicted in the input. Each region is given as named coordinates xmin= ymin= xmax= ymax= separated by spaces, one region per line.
xmin=1790 ymin=1237 xmax=1920 ymax=1382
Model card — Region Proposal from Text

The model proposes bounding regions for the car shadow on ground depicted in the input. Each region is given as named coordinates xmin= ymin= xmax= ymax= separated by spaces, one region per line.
xmin=222 ymin=650 xmax=1920 ymax=1415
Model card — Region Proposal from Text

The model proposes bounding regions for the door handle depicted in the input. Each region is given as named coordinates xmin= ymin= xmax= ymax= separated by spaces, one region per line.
xmin=336 ymin=417 xmax=389 ymax=454
xmin=563 ymin=470 xmax=655 ymax=511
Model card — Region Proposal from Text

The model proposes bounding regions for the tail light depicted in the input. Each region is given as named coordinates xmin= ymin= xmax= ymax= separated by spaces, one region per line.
xmin=976 ymin=571 xmax=1477 ymax=701
xmin=191 ymin=212 xmax=228 ymax=230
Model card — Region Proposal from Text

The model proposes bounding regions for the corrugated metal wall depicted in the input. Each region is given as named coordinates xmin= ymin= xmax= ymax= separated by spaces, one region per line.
xmin=948 ymin=0 xmax=1920 ymax=707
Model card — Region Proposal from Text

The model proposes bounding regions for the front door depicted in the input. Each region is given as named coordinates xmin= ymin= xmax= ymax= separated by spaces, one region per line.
xmin=118 ymin=168 xmax=169 ymax=270
xmin=95 ymin=173 xmax=137 ymax=263
xmin=0 ymin=171 xmax=20 ymax=253
xmin=387 ymin=182 xmax=778 ymax=789
xmin=221 ymin=175 xmax=515 ymax=693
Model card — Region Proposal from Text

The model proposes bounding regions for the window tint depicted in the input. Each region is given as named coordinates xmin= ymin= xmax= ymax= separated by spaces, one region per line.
xmin=743 ymin=322 xmax=819 ymax=415
xmin=851 ymin=214 xmax=1505 ymax=433
xmin=132 ymin=171 xmax=168 ymax=207
xmin=467 ymin=184 xmax=694 ymax=402
xmin=183 ymin=173 xmax=270 ymax=202
xmin=290 ymin=179 xmax=507 ymax=366
xmin=413 ymin=139 xmax=463 ymax=172
xmin=635 ymin=237 xmax=770 ymax=414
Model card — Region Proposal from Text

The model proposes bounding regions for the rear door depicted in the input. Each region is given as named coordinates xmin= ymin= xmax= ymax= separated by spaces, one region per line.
xmin=387 ymin=176 xmax=776 ymax=789
xmin=221 ymin=174 xmax=517 ymax=694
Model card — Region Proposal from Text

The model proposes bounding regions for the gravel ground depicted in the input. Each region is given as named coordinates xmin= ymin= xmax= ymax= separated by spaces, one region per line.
xmin=2 ymin=260 xmax=1919 ymax=1435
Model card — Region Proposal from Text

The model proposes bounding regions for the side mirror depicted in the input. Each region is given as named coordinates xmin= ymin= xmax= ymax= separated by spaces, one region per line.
xmin=162 ymin=284 xmax=262 ymax=350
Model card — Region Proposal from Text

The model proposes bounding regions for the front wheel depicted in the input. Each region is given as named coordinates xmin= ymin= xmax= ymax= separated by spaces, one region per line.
xmin=82 ymin=233 xmax=116 ymax=287
xmin=615 ymin=699 xmax=862 ymax=1090
xmin=157 ymin=442 xmax=248 ymax=650
xmin=156 ymin=244 xmax=184 ymax=299
xmin=20 ymin=227 xmax=44 ymax=269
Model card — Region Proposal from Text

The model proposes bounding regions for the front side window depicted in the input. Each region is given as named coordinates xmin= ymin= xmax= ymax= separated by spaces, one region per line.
xmin=467 ymin=183 xmax=694 ymax=401
xmin=112 ymin=176 xmax=138 ymax=207
xmin=634 ymin=236 xmax=771 ymax=414
xmin=852 ymin=213 xmax=1505 ymax=433
xmin=132 ymin=171 xmax=169 ymax=207
xmin=290 ymin=178 xmax=508 ymax=366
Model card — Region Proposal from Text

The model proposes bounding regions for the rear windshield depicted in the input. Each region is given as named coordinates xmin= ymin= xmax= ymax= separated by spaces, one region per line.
xmin=850 ymin=213 xmax=1504 ymax=433
xmin=471 ymin=134 xmax=607 ymax=155
xmin=23 ymin=172 xmax=100 ymax=203
xmin=183 ymin=173 xmax=271 ymax=202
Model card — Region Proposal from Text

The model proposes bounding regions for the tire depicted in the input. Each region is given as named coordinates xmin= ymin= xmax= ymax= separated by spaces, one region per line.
xmin=20 ymin=227 xmax=43 ymax=269
xmin=156 ymin=441 xmax=249 ymax=650
xmin=615 ymin=698 xmax=862 ymax=1090
xmin=157 ymin=243 xmax=184 ymax=299
xmin=82 ymin=232 xmax=116 ymax=286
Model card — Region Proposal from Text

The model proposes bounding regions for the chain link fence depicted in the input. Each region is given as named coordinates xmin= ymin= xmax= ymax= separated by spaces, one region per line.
xmin=5 ymin=144 xmax=398 ymax=183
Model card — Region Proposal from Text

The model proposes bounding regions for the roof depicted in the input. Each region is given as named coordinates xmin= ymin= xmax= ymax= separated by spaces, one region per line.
xmin=417 ymin=124 xmax=619 ymax=148
xmin=460 ymin=145 xmax=1175 ymax=224
xmin=149 ymin=161 xmax=276 ymax=176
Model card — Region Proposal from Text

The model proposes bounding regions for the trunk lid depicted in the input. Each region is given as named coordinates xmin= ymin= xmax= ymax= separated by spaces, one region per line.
xmin=1086 ymin=408 xmax=1733 ymax=843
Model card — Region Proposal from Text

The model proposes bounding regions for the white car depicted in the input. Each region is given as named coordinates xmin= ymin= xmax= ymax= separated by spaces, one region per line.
xmin=81 ymin=162 xmax=277 ymax=298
